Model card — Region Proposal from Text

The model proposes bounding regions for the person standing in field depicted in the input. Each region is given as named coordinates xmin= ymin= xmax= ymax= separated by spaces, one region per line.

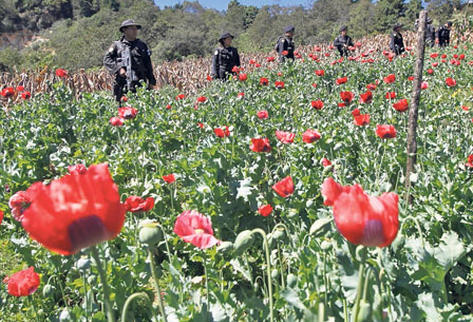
xmin=103 ymin=19 xmax=156 ymax=104
xmin=211 ymin=32 xmax=241 ymax=80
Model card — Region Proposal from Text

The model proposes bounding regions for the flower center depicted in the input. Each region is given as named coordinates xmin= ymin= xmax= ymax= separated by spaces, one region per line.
xmin=194 ymin=228 xmax=205 ymax=235
xmin=360 ymin=219 xmax=385 ymax=247
xmin=68 ymin=215 xmax=110 ymax=253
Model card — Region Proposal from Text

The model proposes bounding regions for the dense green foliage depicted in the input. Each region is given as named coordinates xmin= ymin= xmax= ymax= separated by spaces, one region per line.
xmin=0 ymin=39 xmax=473 ymax=320
xmin=0 ymin=0 xmax=470 ymax=71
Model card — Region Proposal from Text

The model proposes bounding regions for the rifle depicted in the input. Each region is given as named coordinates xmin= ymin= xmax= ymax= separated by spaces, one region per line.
xmin=120 ymin=45 xmax=137 ymax=92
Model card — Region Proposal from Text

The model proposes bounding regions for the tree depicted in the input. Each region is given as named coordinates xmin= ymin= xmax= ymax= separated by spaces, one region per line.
xmin=401 ymin=0 xmax=423 ymax=30
xmin=348 ymin=0 xmax=376 ymax=39
xmin=373 ymin=0 xmax=405 ymax=33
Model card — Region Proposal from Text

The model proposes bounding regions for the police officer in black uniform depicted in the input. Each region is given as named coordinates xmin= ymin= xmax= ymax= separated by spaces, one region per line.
xmin=389 ymin=23 xmax=405 ymax=56
xmin=211 ymin=32 xmax=241 ymax=80
xmin=425 ymin=18 xmax=436 ymax=48
xmin=437 ymin=21 xmax=452 ymax=47
xmin=103 ymin=19 xmax=156 ymax=103
xmin=334 ymin=26 xmax=354 ymax=57
xmin=277 ymin=26 xmax=295 ymax=63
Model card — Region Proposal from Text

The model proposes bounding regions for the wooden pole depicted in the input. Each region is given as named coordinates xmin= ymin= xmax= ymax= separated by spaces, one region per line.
xmin=405 ymin=10 xmax=427 ymax=204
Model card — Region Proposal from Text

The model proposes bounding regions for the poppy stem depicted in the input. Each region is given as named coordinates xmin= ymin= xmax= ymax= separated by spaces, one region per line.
xmin=82 ymin=272 xmax=90 ymax=316
xmin=203 ymin=251 xmax=210 ymax=307
xmin=148 ymin=248 xmax=168 ymax=322
xmin=121 ymin=292 xmax=153 ymax=322
xmin=251 ymin=228 xmax=274 ymax=322
xmin=90 ymin=246 xmax=116 ymax=322
xmin=352 ymin=259 xmax=366 ymax=322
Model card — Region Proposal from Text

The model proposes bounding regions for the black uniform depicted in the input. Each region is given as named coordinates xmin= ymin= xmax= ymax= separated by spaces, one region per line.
xmin=425 ymin=23 xmax=436 ymax=47
xmin=211 ymin=46 xmax=240 ymax=80
xmin=277 ymin=36 xmax=295 ymax=62
xmin=437 ymin=26 xmax=451 ymax=47
xmin=334 ymin=35 xmax=354 ymax=57
xmin=103 ymin=37 xmax=156 ymax=101
xmin=389 ymin=31 xmax=405 ymax=56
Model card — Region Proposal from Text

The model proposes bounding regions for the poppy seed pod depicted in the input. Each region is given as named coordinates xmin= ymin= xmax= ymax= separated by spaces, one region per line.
xmin=233 ymin=230 xmax=254 ymax=256
xmin=139 ymin=222 xmax=163 ymax=247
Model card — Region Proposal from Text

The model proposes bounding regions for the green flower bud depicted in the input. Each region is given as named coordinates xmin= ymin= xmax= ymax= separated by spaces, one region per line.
xmin=271 ymin=269 xmax=279 ymax=279
xmin=43 ymin=284 xmax=56 ymax=297
xmin=357 ymin=300 xmax=372 ymax=322
xmin=233 ymin=230 xmax=254 ymax=256
xmin=287 ymin=273 xmax=297 ymax=288
xmin=217 ymin=241 xmax=233 ymax=253
xmin=139 ymin=222 xmax=163 ymax=247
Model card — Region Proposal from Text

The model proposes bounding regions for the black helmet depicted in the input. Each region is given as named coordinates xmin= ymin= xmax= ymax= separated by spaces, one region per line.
xmin=284 ymin=25 xmax=295 ymax=33
xmin=219 ymin=32 xmax=234 ymax=44
xmin=339 ymin=25 xmax=347 ymax=33
xmin=119 ymin=19 xmax=142 ymax=33
xmin=393 ymin=23 xmax=402 ymax=31
xmin=446 ymin=21 xmax=452 ymax=27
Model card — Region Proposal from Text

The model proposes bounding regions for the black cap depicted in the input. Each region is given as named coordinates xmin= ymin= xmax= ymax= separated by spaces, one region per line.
xmin=339 ymin=25 xmax=347 ymax=32
xmin=284 ymin=25 xmax=295 ymax=33
xmin=219 ymin=32 xmax=234 ymax=43
xmin=393 ymin=23 xmax=402 ymax=31
xmin=119 ymin=19 xmax=142 ymax=33
xmin=446 ymin=21 xmax=452 ymax=27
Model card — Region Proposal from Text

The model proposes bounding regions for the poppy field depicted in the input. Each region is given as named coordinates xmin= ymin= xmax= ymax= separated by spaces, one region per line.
xmin=1 ymin=41 xmax=473 ymax=322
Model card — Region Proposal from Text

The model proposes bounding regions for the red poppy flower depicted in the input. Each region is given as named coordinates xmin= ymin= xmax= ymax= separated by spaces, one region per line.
xmin=197 ymin=122 xmax=204 ymax=129
xmin=239 ymin=73 xmax=247 ymax=81
xmin=321 ymin=178 xmax=399 ymax=247
xmin=393 ymin=99 xmax=409 ymax=112
xmin=55 ymin=68 xmax=68 ymax=78
xmin=312 ymin=83 xmax=317 ymax=88
xmin=322 ymin=158 xmax=332 ymax=167
xmin=376 ymin=125 xmax=397 ymax=139
xmin=21 ymin=91 xmax=31 ymax=100
xmin=354 ymin=114 xmax=370 ymax=126
xmin=232 ymin=66 xmax=241 ymax=73
xmin=21 ymin=163 xmax=126 ymax=255
xmin=214 ymin=126 xmax=230 ymax=138
xmin=430 ymin=53 xmax=438 ymax=58
xmin=272 ymin=176 xmax=294 ymax=198
xmin=173 ymin=210 xmax=220 ymax=249
xmin=275 ymin=81 xmax=285 ymax=89
xmin=351 ymin=108 xmax=361 ymax=117
xmin=302 ymin=129 xmax=321 ymax=143
xmin=315 ymin=70 xmax=325 ymax=76
xmin=408 ymin=76 xmax=414 ymax=81
xmin=338 ymin=102 xmax=346 ymax=108
xmin=258 ymin=204 xmax=273 ymax=217
xmin=121 ymin=96 xmax=128 ymax=102
xmin=462 ymin=105 xmax=469 ymax=111
xmin=175 ymin=94 xmax=185 ymax=100
xmin=466 ymin=155 xmax=473 ymax=168
xmin=383 ymin=74 xmax=396 ymax=84
xmin=68 ymin=164 xmax=87 ymax=175
xmin=340 ymin=91 xmax=354 ymax=104
xmin=1 ymin=87 xmax=14 ymax=98
xmin=385 ymin=92 xmax=396 ymax=100
xmin=16 ymin=85 xmax=25 ymax=92
xmin=206 ymin=75 xmax=212 ymax=81
xmin=257 ymin=110 xmax=269 ymax=119
xmin=162 ymin=174 xmax=176 ymax=184
xmin=249 ymin=59 xmax=256 ymax=65
xmin=260 ymin=77 xmax=269 ymax=86
xmin=197 ymin=96 xmax=207 ymax=103
xmin=166 ymin=104 xmax=172 ymax=110
xmin=426 ymin=68 xmax=434 ymax=74
xmin=0 ymin=210 xmax=3 ymax=226
xmin=359 ymin=91 xmax=373 ymax=104
xmin=118 ymin=106 xmax=138 ymax=119
xmin=366 ymin=83 xmax=377 ymax=91
xmin=266 ymin=56 xmax=275 ymax=62
xmin=445 ymin=77 xmax=457 ymax=87
xmin=421 ymin=82 xmax=428 ymax=90
xmin=3 ymin=267 xmax=40 ymax=297
xmin=250 ymin=138 xmax=271 ymax=152
xmin=281 ymin=50 xmax=289 ymax=56
xmin=311 ymin=100 xmax=324 ymax=110
xmin=275 ymin=130 xmax=295 ymax=144
xmin=124 ymin=196 xmax=155 ymax=213
xmin=336 ymin=76 xmax=348 ymax=85
xmin=8 ymin=184 xmax=42 ymax=222
xmin=237 ymin=92 xmax=245 ymax=98
xmin=109 ymin=117 xmax=124 ymax=127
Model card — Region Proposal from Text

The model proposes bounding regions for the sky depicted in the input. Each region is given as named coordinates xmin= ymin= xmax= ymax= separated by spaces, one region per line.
xmin=153 ymin=0 xmax=313 ymax=11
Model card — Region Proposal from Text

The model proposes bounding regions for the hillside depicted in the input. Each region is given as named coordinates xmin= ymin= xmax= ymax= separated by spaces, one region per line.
xmin=0 ymin=0 xmax=471 ymax=72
